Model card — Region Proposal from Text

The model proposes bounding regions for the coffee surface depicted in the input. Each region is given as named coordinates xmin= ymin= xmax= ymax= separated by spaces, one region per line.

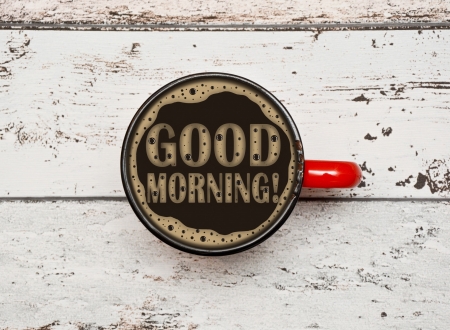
xmin=136 ymin=92 xmax=292 ymax=234
xmin=125 ymin=76 xmax=300 ymax=250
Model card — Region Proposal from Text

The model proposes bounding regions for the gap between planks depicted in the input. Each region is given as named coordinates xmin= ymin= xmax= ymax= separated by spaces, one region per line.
xmin=1 ymin=22 xmax=450 ymax=31
xmin=0 ymin=197 xmax=450 ymax=202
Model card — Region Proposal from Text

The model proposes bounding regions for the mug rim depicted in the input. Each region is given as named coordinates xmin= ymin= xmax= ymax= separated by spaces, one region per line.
xmin=121 ymin=72 xmax=304 ymax=256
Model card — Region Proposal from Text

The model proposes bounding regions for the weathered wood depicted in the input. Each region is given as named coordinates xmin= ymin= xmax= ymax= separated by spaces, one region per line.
xmin=0 ymin=200 xmax=448 ymax=329
xmin=1 ymin=0 xmax=449 ymax=27
xmin=1 ymin=30 xmax=450 ymax=198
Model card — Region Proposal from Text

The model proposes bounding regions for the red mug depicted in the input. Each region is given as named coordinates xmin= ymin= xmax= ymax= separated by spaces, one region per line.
xmin=121 ymin=73 xmax=361 ymax=255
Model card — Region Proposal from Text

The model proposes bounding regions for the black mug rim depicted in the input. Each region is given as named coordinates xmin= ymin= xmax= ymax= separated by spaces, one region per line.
xmin=121 ymin=72 xmax=304 ymax=256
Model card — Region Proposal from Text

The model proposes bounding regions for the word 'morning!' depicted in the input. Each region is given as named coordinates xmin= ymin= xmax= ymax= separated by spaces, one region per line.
xmin=146 ymin=123 xmax=281 ymax=168
xmin=147 ymin=172 xmax=282 ymax=204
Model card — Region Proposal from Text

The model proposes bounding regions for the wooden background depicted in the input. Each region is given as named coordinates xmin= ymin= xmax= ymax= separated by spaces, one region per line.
xmin=1 ymin=1 xmax=450 ymax=329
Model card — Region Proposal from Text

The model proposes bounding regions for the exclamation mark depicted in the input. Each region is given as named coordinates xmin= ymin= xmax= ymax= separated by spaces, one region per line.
xmin=272 ymin=173 xmax=279 ymax=203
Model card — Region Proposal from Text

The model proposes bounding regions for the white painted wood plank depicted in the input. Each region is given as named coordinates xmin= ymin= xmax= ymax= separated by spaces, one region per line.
xmin=1 ymin=30 xmax=450 ymax=198
xmin=1 ymin=0 xmax=449 ymax=26
xmin=0 ymin=200 xmax=449 ymax=329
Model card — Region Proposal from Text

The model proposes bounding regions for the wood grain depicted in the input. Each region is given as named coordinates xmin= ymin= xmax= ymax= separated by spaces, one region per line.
xmin=1 ymin=200 xmax=448 ymax=329
xmin=1 ymin=0 xmax=449 ymax=28
xmin=1 ymin=2 xmax=449 ymax=329
xmin=1 ymin=30 xmax=450 ymax=198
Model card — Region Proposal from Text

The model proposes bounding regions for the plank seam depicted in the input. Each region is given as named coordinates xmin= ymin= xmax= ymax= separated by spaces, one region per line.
xmin=1 ymin=22 xmax=450 ymax=31
xmin=0 ymin=197 xmax=449 ymax=202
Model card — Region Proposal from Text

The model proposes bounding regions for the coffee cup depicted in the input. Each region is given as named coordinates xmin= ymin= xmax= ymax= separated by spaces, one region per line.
xmin=121 ymin=73 xmax=361 ymax=255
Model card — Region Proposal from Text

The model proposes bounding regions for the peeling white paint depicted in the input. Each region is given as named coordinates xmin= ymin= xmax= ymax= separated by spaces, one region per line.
xmin=1 ymin=30 xmax=450 ymax=198
xmin=1 ymin=200 xmax=449 ymax=329
xmin=1 ymin=6 xmax=449 ymax=327
xmin=0 ymin=0 xmax=449 ymax=26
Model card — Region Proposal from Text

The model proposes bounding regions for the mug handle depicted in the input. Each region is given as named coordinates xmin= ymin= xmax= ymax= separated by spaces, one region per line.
xmin=303 ymin=160 xmax=362 ymax=188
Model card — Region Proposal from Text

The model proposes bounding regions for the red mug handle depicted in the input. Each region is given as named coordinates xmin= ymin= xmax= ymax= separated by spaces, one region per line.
xmin=303 ymin=160 xmax=362 ymax=188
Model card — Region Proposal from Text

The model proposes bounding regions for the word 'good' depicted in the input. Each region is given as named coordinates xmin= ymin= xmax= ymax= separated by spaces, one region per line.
xmin=146 ymin=123 xmax=280 ymax=167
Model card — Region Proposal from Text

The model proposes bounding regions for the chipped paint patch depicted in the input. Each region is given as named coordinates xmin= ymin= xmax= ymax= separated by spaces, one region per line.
xmin=352 ymin=94 xmax=370 ymax=104
xmin=358 ymin=161 xmax=375 ymax=188
xmin=0 ymin=31 xmax=30 ymax=66
xmin=425 ymin=159 xmax=450 ymax=194
xmin=364 ymin=133 xmax=377 ymax=141
xmin=400 ymin=160 xmax=450 ymax=195
xmin=414 ymin=172 xmax=427 ymax=189
xmin=382 ymin=127 xmax=393 ymax=136
xmin=396 ymin=175 xmax=414 ymax=187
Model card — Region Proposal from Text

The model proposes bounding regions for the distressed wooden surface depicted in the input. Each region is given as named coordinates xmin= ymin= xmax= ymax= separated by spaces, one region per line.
xmin=1 ymin=30 xmax=450 ymax=198
xmin=1 ymin=200 xmax=449 ymax=329
xmin=2 ymin=2 xmax=450 ymax=328
xmin=0 ymin=0 xmax=449 ymax=27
